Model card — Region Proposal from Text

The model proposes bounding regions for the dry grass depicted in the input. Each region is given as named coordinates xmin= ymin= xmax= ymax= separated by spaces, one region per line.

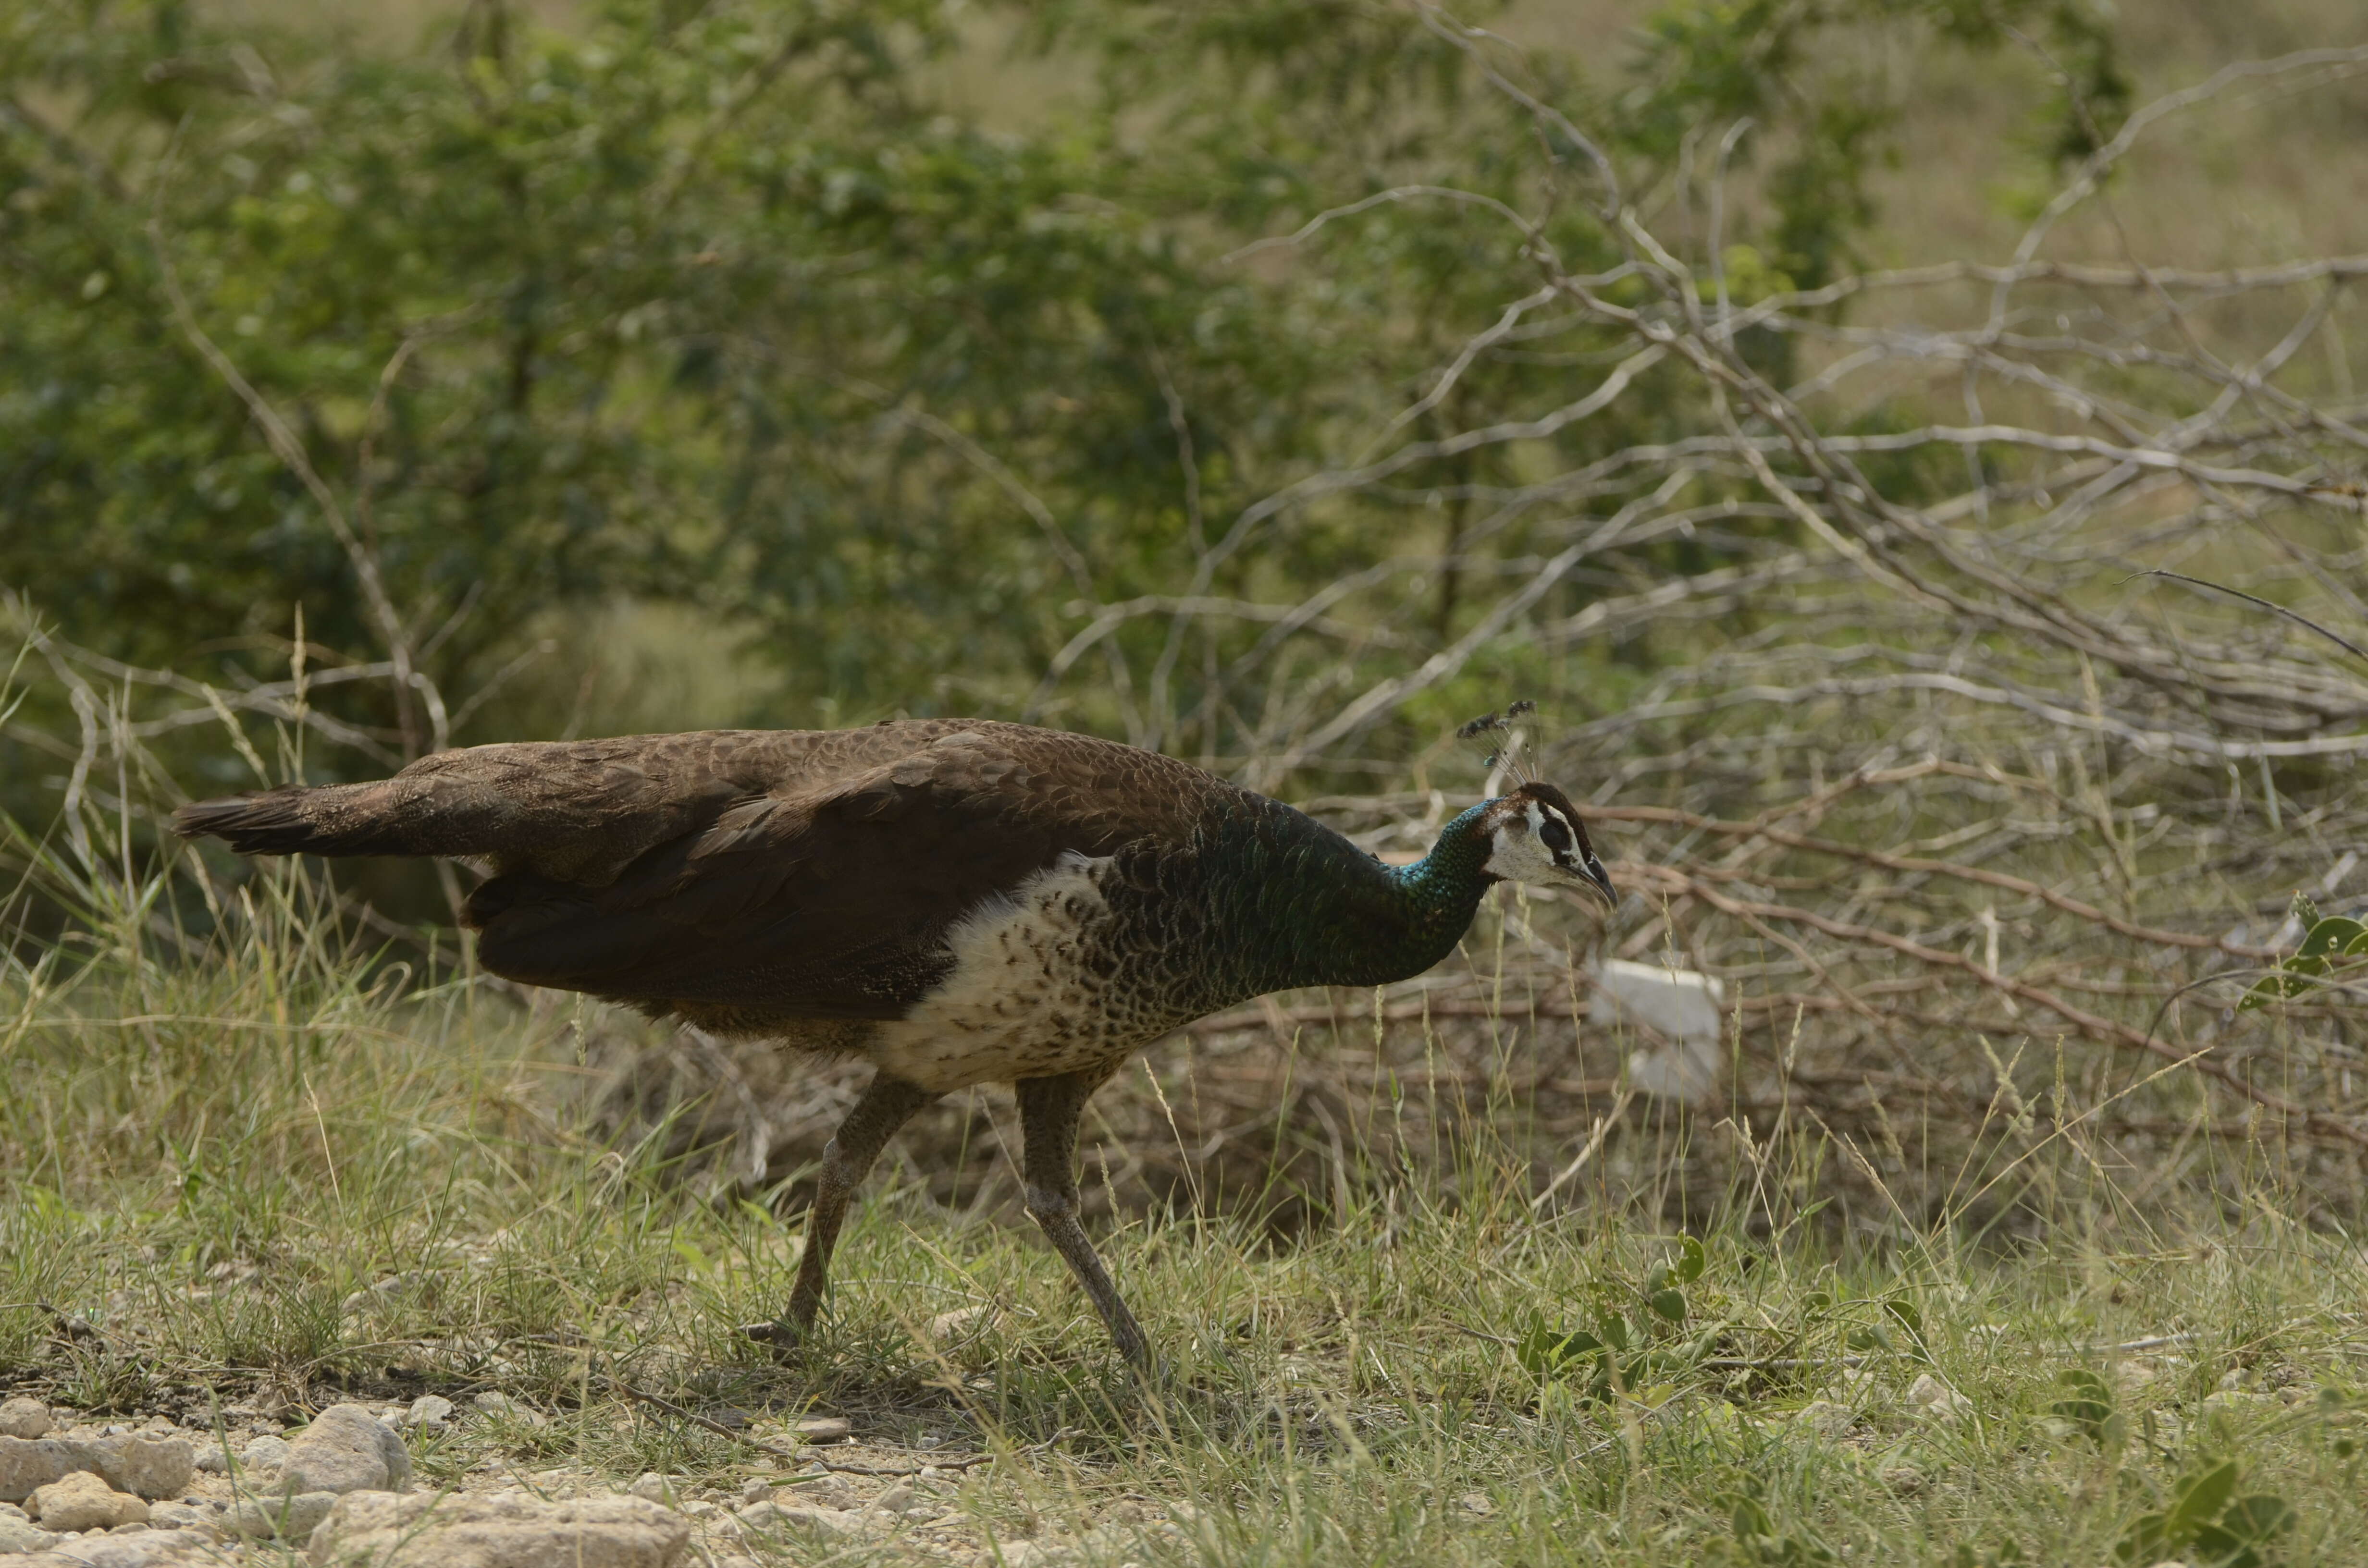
xmin=5 ymin=833 xmax=2368 ymax=1566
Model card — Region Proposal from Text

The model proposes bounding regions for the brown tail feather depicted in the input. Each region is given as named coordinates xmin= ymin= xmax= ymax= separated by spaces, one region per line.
xmin=173 ymin=784 xmax=413 ymax=858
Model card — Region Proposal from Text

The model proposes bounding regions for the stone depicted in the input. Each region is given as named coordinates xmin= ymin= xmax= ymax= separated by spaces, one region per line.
xmin=240 ymin=1435 xmax=291 ymax=1475
xmin=86 ymin=1438 xmax=194 ymax=1500
xmin=0 ymin=1517 xmax=48 ymax=1553
xmin=792 ymin=1417 xmax=849 ymax=1445
xmin=0 ymin=1404 xmax=49 ymax=1443
xmin=785 ymin=1472 xmax=852 ymax=1501
xmin=868 ymin=1482 xmax=914 ymax=1515
xmin=140 ymin=1504 xmax=210 ymax=1533
xmin=305 ymin=1491 xmax=691 ymax=1568
xmin=626 ymin=1474 xmax=676 ymax=1505
xmin=734 ymin=1502 xmax=851 ymax=1540
xmin=403 ymin=1396 xmax=454 ymax=1433
xmin=1790 ymin=1400 xmax=1855 ymax=1438
xmin=924 ymin=1306 xmax=992 ymax=1345
xmin=28 ymin=1473 xmax=148 ymax=1532
xmin=1906 ymin=1374 xmax=1973 ymax=1423
xmin=281 ymin=1406 xmax=410 ymax=1496
xmin=32 ymin=1528 xmax=220 ymax=1566
xmin=224 ymin=1491 xmax=339 ymax=1541
xmin=0 ymin=1439 xmax=100 ymax=1503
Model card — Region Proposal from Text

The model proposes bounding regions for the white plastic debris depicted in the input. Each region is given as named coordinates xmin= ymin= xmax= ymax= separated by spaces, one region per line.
xmin=1591 ymin=958 xmax=1727 ymax=1105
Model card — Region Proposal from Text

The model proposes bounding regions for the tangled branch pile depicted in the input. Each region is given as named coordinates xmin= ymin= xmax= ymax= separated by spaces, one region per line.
xmin=614 ymin=41 xmax=2368 ymax=1232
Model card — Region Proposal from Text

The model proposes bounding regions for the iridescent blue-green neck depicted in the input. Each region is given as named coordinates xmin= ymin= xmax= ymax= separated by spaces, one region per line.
xmin=1387 ymin=800 xmax=1496 ymax=908
xmin=1251 ymin=799 xmax=1500 ymax=993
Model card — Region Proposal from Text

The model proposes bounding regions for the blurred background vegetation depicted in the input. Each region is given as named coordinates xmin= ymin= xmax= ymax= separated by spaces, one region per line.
xmin=2 ymin=0 xmax=2246 ymax=795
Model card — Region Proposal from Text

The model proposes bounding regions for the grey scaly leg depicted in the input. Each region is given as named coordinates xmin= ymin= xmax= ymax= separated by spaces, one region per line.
xmin=1015 ymin=1069 xmax=1153 ymax=1368
xmin=743 ymin=1073 xmax=938 ymax=1347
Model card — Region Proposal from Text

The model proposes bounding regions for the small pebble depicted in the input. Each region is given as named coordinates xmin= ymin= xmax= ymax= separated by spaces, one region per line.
xmin=1791 ymin=1400 xmax=1855 ymax=1437
xmin=223 ymin=1490 xmax=338 ymax=1541
xmin=1907 ymin=1373 xmax=1973 ymax=1423
xmin=0 ymin=1398 xmax=50 ymax=1440
xmin=924 ymin=1306 xmax=992 ymax=1344
xmin=628 ymin=1472 xmax=676 ymax=1504
xmin=241 ymin=1434 xmax=291 ymax=1472
xmin=794 ymin=1416 xmax=850 ymax=1444
xmin=29 ymin=1472 xmax=148 ymax=1532
xmin=788 ymin=1472 xmax=852 ymax=1500
xmin=406 ymin=1395 xmax=456 ymax=1431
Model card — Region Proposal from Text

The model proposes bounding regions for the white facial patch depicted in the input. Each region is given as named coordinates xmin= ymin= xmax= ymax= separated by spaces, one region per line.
xmin=1483 ymin=801 xmax=1568 ymax=886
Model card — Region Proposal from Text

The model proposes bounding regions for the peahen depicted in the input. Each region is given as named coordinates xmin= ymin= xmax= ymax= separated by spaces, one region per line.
xmin=175 ymin=716 xmax=1617 ymax=1365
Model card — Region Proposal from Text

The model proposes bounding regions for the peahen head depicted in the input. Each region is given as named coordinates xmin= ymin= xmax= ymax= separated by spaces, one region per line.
xmin=1468 ymin=782 xmax=1618 ymax=906
xmin=1437 ymin=703 xmax=1618 ymax=908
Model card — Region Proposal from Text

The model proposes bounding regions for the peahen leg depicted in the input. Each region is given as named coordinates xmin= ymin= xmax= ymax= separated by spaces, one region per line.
xmin=743 ymin=1073 xmax=938 ymax=1346
xmin=1015 ymin=1069 xmax=1152 ymax=1367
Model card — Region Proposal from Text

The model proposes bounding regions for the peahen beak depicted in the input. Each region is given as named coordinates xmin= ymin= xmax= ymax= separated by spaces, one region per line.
xmin=1575 ymin=851 xmax=1617 ymax=907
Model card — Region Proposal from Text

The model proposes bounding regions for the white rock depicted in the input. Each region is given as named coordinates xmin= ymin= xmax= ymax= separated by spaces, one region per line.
xmin=0 ymin=1438 xmax=98 ymax=1503
xmin=868 ymin=1482 xmax=914 ymax=1515
xmin=1906 ymin=1373 xmax=1973 ymax=1423
xmin=1593 ymin=959 xmax=1727 ymax=1104
xmin=35 ymin=1526 xmax=220 ymax=1566
xmin=786 ymin=1472 xmax=852 ymax=1500
xmin=1593 ymin=958 xmax=1725 ymax=1038
xmin=1789 ymin=1400 xmax=1855 ymax=1438
xmin=792 ymin=1416 xmax=849 ymax=1444
xmin=282 ymin=1406 xmax=411 ymax=1495
xmin=0 ymin=1403 xmax=50 ymax=1442
xmin=403 ymin=1397 xmax=454 ymax=1433
xmin=626 ymin=1473 xmax=676 ymax=1505
xmin=305 ymin=1490 xmax=691 ymax=1567
xmin=224 ymin=1490 xmax=339 ymax=1540
xmin=924 ymin=1306 xmax=993 ymax=1345
xmin=239 ymin=1435 xmax=291 ymax=1474
xmin=28 ymin=1472 xmax=148 ymax=1532
xmin=86 ymin=1436 xmax=195 ymax=1500
xmin=142 ymin=1502 xmax=212 ymax=1532
xmin=735 ymin=1502 xmax=853 ymax=1539
xmin=0 ymin=1517 xmax=47 ymax=1553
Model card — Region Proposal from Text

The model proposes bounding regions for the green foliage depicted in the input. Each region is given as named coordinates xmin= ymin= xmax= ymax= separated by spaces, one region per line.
xmin=2117 ymin=1460 xmax=2296 ymax=1568
xmin=1517 ymin=1235 xmax=1721 ymax=1398
xmin=2242 ymin=893 xmax=2368 ymax=1009
xmin=0 ymin=0 xmax=2127 ymax=804
xmin=1716 ymin=1488 xmax=1836 ymax=1565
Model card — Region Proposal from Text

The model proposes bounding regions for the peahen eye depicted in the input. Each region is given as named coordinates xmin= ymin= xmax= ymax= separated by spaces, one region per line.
xmin=1539 ymin=817 xmax=1572 ymax=853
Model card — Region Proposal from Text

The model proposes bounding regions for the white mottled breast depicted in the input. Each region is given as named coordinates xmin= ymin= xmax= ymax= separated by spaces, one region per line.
xmin=869 ymin=852 xmax=1153 ymax=1092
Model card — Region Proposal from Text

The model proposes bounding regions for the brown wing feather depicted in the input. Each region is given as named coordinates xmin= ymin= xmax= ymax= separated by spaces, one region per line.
xmin=469 ymin=725 xmax=1222 ymax=1020
xmin=182 ymin=721 xmax=1233 ymax=1024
